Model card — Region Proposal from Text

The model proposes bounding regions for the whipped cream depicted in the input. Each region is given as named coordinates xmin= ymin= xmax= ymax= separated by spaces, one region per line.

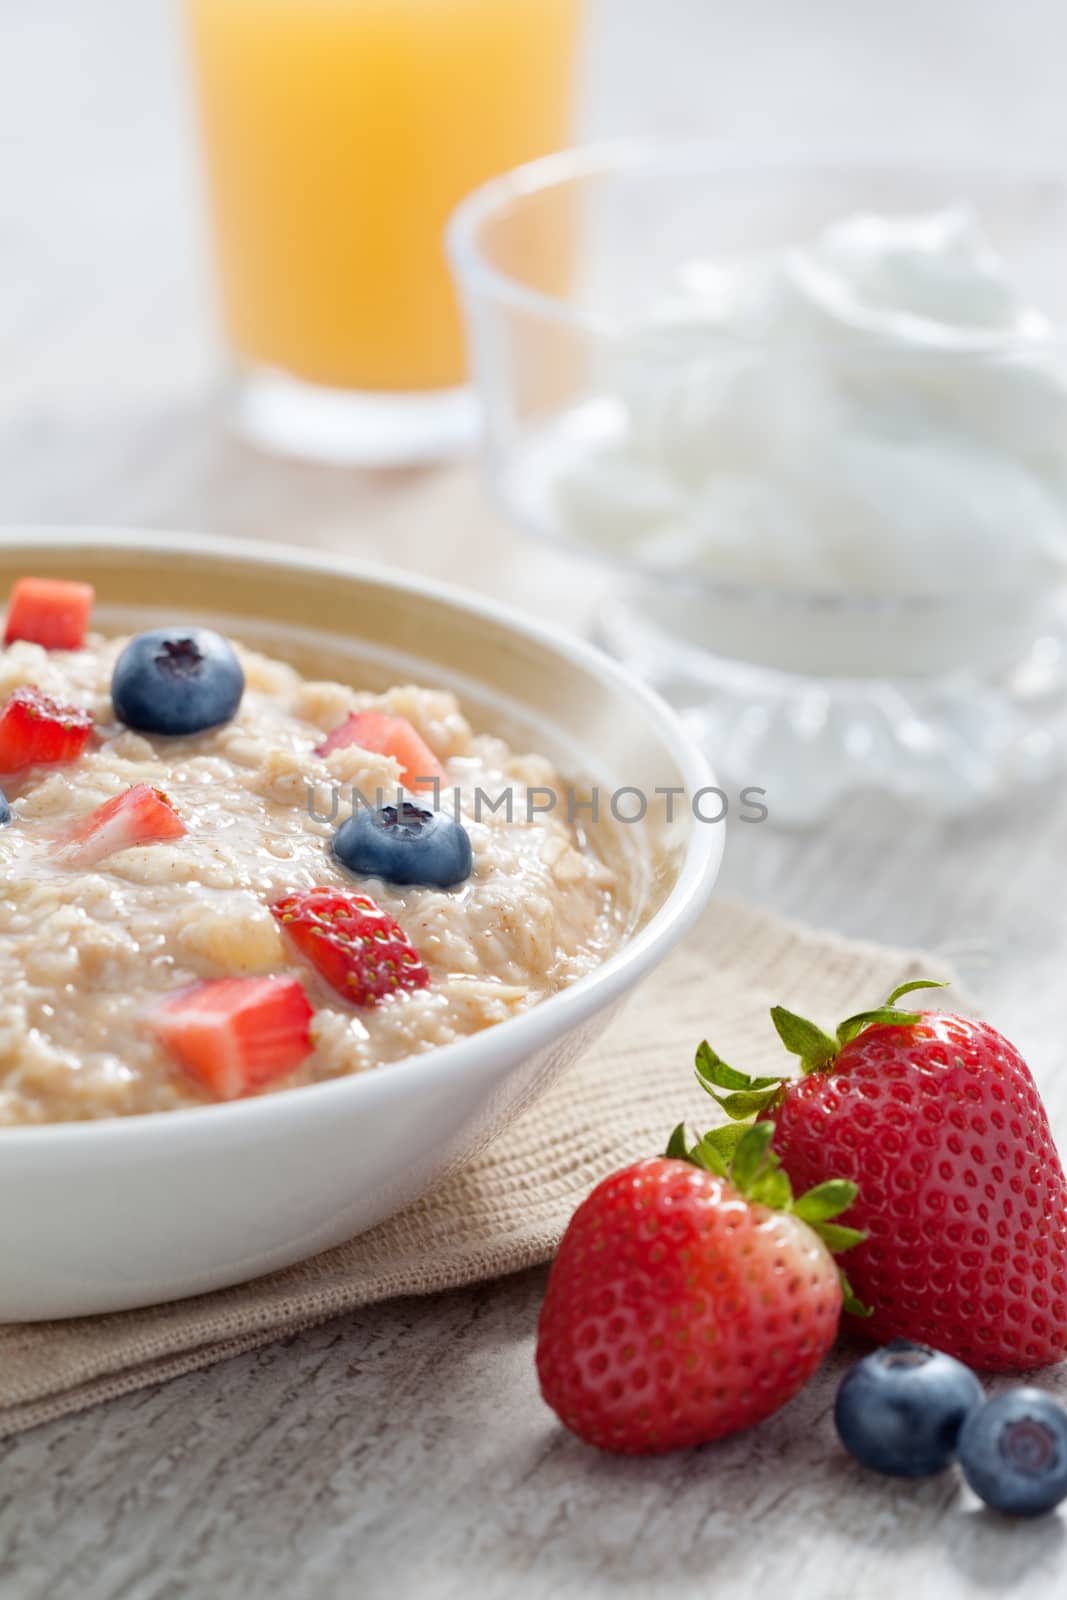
xmin=549 ymin=208 xmax=1067 ymax=605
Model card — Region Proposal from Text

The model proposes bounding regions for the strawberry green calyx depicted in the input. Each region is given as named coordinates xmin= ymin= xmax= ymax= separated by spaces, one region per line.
xmin=664 ymin=1119 xmax=870 ymax=1315
xmin=774 ymin=977 xmax=950 ymax=1074
xmin=665 ymin=1119 xmax=858 ymax=1237
xmin=694 ymin=978 xmax=951 ymax=1120
xmin=693 ymin=1041 xmax=784 ymax=1120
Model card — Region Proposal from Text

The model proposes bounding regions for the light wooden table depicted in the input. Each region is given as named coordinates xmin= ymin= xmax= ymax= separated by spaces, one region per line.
xmin=3 ymin=3 xmax=1067 ymax=1596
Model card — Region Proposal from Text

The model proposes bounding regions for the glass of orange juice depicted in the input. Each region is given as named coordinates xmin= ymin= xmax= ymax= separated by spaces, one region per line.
xmin=183 ymin=0 xmax=583 ymax=464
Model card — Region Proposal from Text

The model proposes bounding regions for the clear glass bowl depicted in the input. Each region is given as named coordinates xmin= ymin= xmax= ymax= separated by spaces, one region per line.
xmin=448 ymin=144 xmax=1067 ymax=823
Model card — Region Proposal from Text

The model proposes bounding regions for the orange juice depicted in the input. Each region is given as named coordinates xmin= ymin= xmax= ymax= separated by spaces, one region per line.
xmin=184 ymin=0 xmax=582 ymax=393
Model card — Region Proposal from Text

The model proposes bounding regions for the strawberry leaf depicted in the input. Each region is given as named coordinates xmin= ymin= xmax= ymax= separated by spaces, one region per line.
xmin=665 ymin=1122 xmax=730 ymax=1177
xmin=810 ymin=1220 xmax=866 ymax=1253
xmin=665 ymin=1122 xmax=689 ymax=1161
xmin=839 ymin=1267 xmax=873 ymax=1318
xmin=694 ymin=1041 xmax=782 ymax=1093
xmin=836 ymin=1006 xmax=922 ymax=1046
xmin=747 ymin=1166 xmax=793 ymax=1210
xmin=885 ymin=978 xmax=949 ymax=1007
xmin=793 ymin=1178 xmax=859 ymax=1223
xmin=666 ymin=1121 xmax=751 ymax=1179
xmin=688 ymin=1136 xmax=729 ymax=1178
xmin=730 ymin=1121 xmax=776 ymax=1190
xmin=701 ymin=1085 xmax=780 ymax=1121
xmin=699 ymin=1123 xmax=749 ymax=1161
xmin=770 ymin=1006 xmax=839 ymax=1074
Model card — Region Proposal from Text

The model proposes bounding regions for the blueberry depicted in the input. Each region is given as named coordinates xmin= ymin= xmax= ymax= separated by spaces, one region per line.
xmin=333 ymin=800 xmax=472 ymax=889
xmin=0 ymin=788 xmax=9 ymax=826
xmin=111 ymin=628 xmax=244 ymax=735
xmin=834 ymin=1339 xmax=984 ymax=1478
xmin=958 ymin=1389 xmax=1067 ymax=1516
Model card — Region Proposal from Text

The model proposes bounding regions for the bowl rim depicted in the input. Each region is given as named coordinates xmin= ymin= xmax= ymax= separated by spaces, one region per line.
xmin=446 ymin=136 xmax=1067 ymax=344
xmin=0 ymin=525 xmax=722 ymax=1147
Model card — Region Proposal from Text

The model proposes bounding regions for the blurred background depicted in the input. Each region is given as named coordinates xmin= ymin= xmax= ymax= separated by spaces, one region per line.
xmin=3 ymin=0 xmax=1065 ymax=530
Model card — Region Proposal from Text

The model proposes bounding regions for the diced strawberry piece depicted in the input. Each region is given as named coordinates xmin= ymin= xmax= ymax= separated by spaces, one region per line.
xmin=271 ymin=887 xmax=429 ymax=1007
xmin=0 ymin=687 xmax=93 ymax=773
xmin=315 ymin=711 xmax=444 ymax=792
xmin=148 ymin=976 xmax=314 ymax=1100
xmin=4 ymin=577 xmax=95 ymax=649
xmin=56 ymin=782 xmax=187 ymax=867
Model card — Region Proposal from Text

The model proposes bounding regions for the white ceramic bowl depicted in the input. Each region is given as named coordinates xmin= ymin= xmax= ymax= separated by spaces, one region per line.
xmin=0 ymin=531 xmax=720 ymax=1319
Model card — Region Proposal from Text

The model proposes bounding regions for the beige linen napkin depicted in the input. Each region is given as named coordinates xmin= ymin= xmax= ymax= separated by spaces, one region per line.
xmin=0 ymin=897 xmax=950 ymax=1439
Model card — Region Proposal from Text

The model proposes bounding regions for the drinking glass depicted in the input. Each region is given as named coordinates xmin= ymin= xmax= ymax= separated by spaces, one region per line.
xmin=184 ymin=0 xmax=583 ymax=464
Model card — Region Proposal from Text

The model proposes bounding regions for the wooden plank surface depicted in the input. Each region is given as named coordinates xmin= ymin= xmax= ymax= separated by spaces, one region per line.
xmin=2 ymin=2 xmax=1067 ymax=1595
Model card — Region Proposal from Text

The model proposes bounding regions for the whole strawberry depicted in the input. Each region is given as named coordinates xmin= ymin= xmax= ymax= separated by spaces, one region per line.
xmin=697 ymin=982 xmax=1067 ymax=1371
xmin=536 ymin=1122 xmax=862 ymax=1453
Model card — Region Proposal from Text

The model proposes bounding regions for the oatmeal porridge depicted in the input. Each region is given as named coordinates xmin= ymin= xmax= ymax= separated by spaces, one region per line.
xmin=0 ymin=577 xmax=623 ymax=1124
